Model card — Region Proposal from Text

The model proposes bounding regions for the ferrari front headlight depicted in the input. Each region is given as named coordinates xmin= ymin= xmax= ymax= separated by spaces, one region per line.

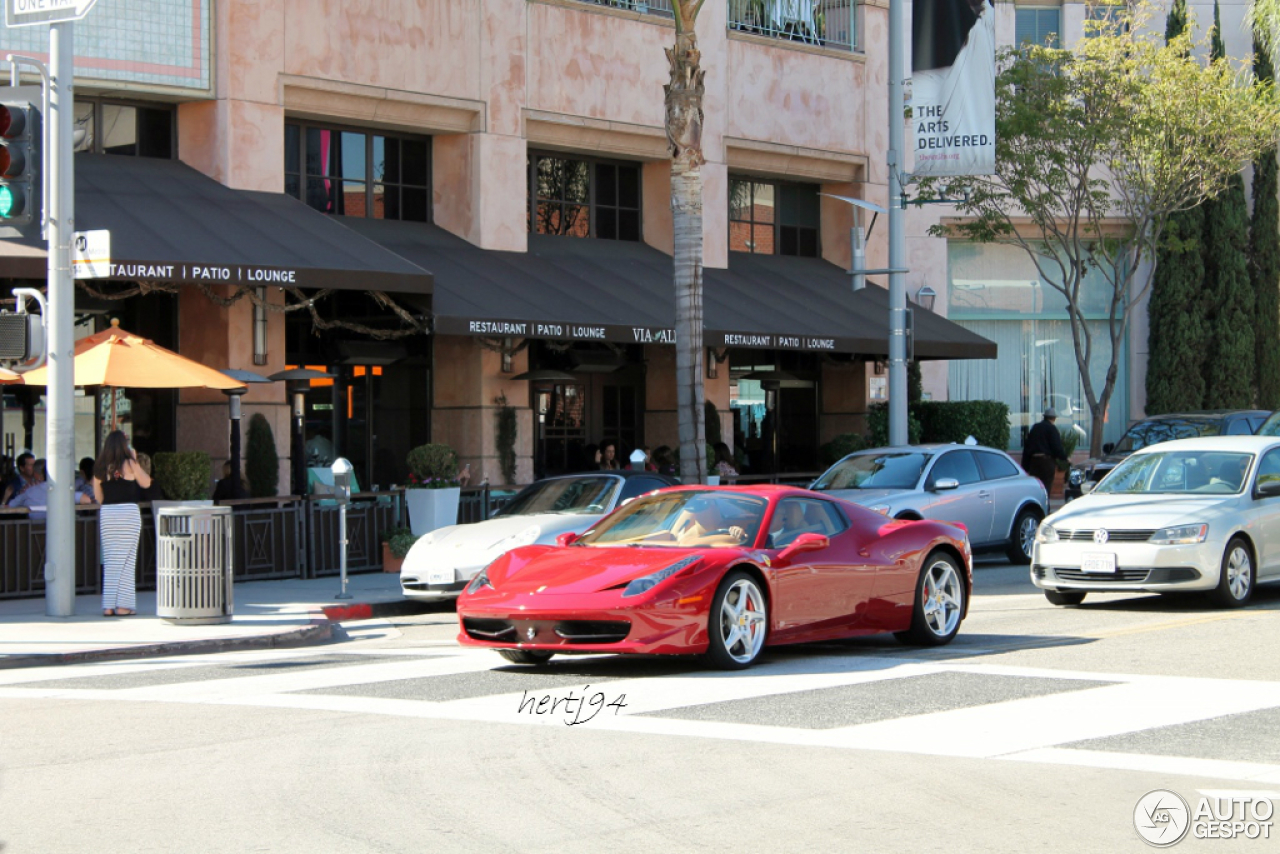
xmin=622 ymin=556 xmax=701 ymax=598
xmin=1150 ymin=524 xmax=1208 ymax=545
xmin=465 ymin=568 xmax=494 ymax=595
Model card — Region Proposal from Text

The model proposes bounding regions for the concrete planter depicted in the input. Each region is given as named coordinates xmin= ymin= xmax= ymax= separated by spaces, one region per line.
xmin=405 ymin=487 xmax=460 ymax=536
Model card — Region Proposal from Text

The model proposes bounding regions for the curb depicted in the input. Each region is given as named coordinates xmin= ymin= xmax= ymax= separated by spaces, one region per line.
xmin=0 ymin=611 xmax=334 ymax=671
xmin=322 ymin=599 xmax=442 ymax=622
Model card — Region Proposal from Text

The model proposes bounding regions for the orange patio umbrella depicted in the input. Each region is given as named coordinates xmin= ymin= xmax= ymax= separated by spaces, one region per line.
xmin=20 ymin=320 xmax=245 ymax=427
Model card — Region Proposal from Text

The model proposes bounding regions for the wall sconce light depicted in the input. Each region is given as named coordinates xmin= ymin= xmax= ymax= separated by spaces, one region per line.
xmin=914 ymin=285 xmax=937 ymax=313
xmin=706 ymin=347 xmax=729 ymax=379
xmin=874 ymin=360 xmax=886 ymax=375
xmin=252 ymin=286 xmax=268 ymax=366
xmin=501 ymin=337 xmax=514 ymax=373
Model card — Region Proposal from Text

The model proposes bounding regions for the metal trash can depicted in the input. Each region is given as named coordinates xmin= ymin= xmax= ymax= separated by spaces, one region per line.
xmin=156 ymin=506 xmax=234 ymax=625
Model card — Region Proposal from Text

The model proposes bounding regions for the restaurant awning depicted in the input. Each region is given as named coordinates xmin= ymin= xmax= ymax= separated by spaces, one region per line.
xmin=703 ymin=253 xmax=997 ymax=360
xmin=340 ymin=221 xmax=677 ymax=345
xmin=0 ymin=155 xmax=432 ymax=294
xmin=326 ymin=220 xmax=997 ymax=360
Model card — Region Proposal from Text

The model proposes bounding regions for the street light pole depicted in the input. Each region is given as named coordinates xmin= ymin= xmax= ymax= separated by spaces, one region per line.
xmin=887 ymin=0 xmax=909 ymax=447
xmin=45 ymin=21 xmax=75 ymax=617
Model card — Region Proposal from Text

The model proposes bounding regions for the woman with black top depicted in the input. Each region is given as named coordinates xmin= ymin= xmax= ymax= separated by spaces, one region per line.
xmin=92 ymin=431 xmax=151 ymax=617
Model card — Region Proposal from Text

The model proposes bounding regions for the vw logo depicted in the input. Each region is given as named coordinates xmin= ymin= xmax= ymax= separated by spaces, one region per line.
xmin=1094 ymin=529 xmax=1109 ymax=544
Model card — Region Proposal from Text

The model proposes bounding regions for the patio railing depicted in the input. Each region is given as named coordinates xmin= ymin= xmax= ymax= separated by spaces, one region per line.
xmin=570 ymin=0 xmax=675 ymax=18
xmin=728 ymin=0 xmax=856 ymax=51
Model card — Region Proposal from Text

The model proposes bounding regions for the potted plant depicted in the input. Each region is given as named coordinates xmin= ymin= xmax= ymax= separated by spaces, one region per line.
xmin=381 ymin=526 xmax=416 ymax=573
xmin=404 ymin=443 xmax=462 ymax=535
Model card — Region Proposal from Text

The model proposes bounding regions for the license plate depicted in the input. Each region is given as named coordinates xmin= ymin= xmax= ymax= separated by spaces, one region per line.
xmin=1081 ymin=552 xmax=1116 ymax=573
xmin=427 ymin=567 xmax=454 ymax=585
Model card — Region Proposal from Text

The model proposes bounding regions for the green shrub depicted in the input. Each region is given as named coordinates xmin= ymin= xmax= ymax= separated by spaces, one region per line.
xmin=494 ymin=396 xmax=517 ymax=485
xmin=704 ymin=400 xmax=722 ymax=445
xmin=866 ymin=404 xmax=923 ymax=447
xmin=913 ymin=401 xmax=1011 ymax=450
xmin=819 ymin=433 xmax=868 ymax=467
xmin=383 ymin=526 xmax=417 ymax=558
xmin=1058 ymin=427 xmax=1081 ymax=471
xmin=245 ymin=413 xmax=279 ymax=498
xmin=406 ymin=443 xmax=459 ymax=488
xmin=154 ymin=451 xmax=212 ymax=501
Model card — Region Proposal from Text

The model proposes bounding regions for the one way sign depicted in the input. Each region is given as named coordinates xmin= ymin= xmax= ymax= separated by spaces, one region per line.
xmin=6 ymin=0 xmax=99 ymax=28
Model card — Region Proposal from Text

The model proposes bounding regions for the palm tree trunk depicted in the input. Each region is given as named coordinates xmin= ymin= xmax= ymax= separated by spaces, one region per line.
xmin=667 ymin=1 xmax=708 ymax=483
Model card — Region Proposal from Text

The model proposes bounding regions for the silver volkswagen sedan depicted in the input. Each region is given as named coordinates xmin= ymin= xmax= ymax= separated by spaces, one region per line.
xmin=1032 ymin=435 xmax=1280 ymax=608
xmin=810 ymin=444 xmax=1048 ymax=563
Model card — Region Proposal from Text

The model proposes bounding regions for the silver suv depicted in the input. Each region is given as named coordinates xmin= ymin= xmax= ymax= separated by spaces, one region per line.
xmin=810 ymin=444 xmax=1048 ymax=563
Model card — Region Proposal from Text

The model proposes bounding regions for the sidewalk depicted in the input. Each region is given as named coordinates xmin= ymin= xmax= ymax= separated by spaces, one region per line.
xmin=0 ymin=572 xmax=431 ymax=670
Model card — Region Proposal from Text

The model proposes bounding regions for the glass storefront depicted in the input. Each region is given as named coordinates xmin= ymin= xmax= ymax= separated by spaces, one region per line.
xmin=946 ymin=242 xmax=1128 ymax=452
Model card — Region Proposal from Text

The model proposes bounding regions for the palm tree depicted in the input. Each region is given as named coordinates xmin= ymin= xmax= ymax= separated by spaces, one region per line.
xmin=667 ymin=1 xmax=709 ymax=483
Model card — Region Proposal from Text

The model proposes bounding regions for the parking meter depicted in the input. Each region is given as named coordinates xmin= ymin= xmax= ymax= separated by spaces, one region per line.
xmin=331 ymin=457 xmax=353 ymax=599
xmin=332 ymin=457 xmax=353 ymax=505
xmin=630 ymin=449 xmax=647 ymax=471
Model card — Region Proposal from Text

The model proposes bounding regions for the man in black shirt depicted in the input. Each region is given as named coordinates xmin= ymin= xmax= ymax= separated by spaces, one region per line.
xmin=1022 ymin=408 xmax=1068 ymax=497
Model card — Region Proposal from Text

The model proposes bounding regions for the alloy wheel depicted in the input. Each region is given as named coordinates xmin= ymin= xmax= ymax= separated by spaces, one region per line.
xmin=719 ymin=578 xmax=767 ymax=664
xmin=1019 ymin=515 xmax=1038 ymax=558
xmin=1225 ymin=545 xmax=1252 ymax=601
xmin=921 ymin=558 xmax=963 ymax=638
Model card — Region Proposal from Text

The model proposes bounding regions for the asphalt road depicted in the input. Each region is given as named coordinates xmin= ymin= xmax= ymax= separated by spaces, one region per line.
xmin=2 ymin=557 xmax=1278 ymax=853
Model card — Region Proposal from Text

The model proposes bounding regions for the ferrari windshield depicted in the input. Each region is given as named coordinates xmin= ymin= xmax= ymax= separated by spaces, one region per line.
xmin=1095 ymin=451 xmax=1253 ymax=495
xmin=577 ymin=490 xmax=768 ymax=548
xmin=497 ymin=476 xmax=618 ymax=516
xmin=811 ymin=452 xmax=930 ymax=491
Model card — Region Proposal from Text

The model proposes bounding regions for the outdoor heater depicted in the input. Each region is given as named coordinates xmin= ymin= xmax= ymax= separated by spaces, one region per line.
xmin=269 ymin=367 xmax=333 ymax=497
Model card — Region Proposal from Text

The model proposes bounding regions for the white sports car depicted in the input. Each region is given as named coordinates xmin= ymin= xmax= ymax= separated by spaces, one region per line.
xmin=400 ymin=470 xmax=677 ymax=601
xmin=1032 ymin=435 xmax=1280 ymax=608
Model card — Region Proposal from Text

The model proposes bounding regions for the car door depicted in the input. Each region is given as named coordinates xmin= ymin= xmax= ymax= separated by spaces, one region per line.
xmin=1253 ymin=447 xmax=1280 ymax=580
xmin=922 ymin=449 xmax=994 ymax=544
xmin=769 ymin=497 xmax=876 ymax=639
xmin=976 ymin=450 xmax=1028 ymax=545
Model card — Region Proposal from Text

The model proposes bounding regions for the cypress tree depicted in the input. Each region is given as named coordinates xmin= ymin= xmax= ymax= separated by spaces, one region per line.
xmin=1146 ymin=0 xmax=1208 ymax=414
xmin=1203 ymin=1 xmax=1256 ymax=408
xmin=1251 ymin=32 xmax=1280 ymax=410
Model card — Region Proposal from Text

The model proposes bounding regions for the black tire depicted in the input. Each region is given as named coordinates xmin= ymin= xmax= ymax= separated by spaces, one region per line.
xmin=705 ymin=570 xmax=769 ymax=670
xmin=497 ymin=649 xmax=555 ymax=665
xmin=1044 ymin=589 xmax=1087 ymax=607
xmin=1005 ymin=507 xmax=1041 ymax=565
xmin=895 ymin=551 xmax=966 ymax=647
xmin=1207 ymin=537 xmax=1255 ymax=609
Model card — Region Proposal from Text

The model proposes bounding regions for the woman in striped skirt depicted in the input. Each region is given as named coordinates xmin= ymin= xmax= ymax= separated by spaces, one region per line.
xmin=92 ymin=430 xmax=151 ymax=617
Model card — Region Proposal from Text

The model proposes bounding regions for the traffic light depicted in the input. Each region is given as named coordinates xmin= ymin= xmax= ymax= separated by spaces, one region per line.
xmin=0 ymin=102 xmax=39 ymax=236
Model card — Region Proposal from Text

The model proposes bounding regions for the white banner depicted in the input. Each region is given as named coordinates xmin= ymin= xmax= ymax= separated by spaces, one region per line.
xmin=911 ymin=0 xmax=996 ymax=177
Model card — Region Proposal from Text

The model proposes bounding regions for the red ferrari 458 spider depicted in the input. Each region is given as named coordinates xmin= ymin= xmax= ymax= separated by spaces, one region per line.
xmin=457 ymin=485 xmax=972 ymax=669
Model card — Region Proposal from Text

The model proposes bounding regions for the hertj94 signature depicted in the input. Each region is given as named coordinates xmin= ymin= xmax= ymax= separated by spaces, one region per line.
xmin=517 ymin=684 xmax=628 ymax=726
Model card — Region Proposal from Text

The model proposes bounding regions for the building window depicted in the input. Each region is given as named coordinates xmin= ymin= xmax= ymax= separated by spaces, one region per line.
xmin=1015 ymin=7 xmax=1061 ymax=46
xmin=73 ymin=100 xmax=174 ymax=158
xmin=946 ymin=241 xmax=1127 ymax=452
xmin=527 ymin=153 xmax=641 ymax=241
xmin=729 ymin=179 xmax=820 ymax=257
xmin=284 ymin=122 xmax=430 ymax=222
xmin=1085 ymin=1 xmax=1127 ymax=37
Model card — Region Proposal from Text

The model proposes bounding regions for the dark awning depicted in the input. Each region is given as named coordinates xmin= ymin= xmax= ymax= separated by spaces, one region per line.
xmin=703 ymin=253 xmax=997 ymax=360
xmin=341 ymin=221 xmax=678 ymax=345
xmin=0 ymin=155 xmax=432 ymax=294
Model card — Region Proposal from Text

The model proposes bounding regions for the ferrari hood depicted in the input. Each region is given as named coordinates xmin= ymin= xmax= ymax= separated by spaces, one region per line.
xmin=492 ymin=546 xmax=707 ymax=596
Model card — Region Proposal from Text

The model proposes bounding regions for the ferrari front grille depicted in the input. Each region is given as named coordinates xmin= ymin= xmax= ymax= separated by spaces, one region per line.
xmin=462 ymin=618 xmax=517 ymax=641
xmin=553 ymin=620 xmax=630 ymax=644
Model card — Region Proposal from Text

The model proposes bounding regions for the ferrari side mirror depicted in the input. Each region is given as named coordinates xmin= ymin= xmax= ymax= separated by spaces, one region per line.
xmin=556 ymin=532 xmax=579 ymax=547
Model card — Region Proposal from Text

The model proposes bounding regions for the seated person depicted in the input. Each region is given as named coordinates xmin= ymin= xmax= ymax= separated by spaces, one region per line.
xmin=658 ymin=495 xmax=749 ymax=546
xmin=9 ymin=459 xmax=49 ymax=519
xmin=212 ymin=461 xmax=250 ymax=501
xmin=1210 ymin=457 xmax=1250 ymax=492
xmin=768 ymin=501 xmax=816 ymax=548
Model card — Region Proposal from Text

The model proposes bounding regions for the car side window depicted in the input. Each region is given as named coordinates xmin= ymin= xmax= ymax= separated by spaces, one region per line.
xmin=1226 ymin=418 xmax=1252 ymax=435
xmin=619 ymin=477 xmax=667 ymax=502
xmin=1257 ymin=449 xmax=1280 ymax=493
xmin=1248 ymin=417 xmax=1266 ymax=434
xmin=767 ymin=498 xmax=847 ymax=548
xmin=929 ymin=450 xmax=981 ymax=486
xmin=976 ymin=451 xmax=1019 ymax=481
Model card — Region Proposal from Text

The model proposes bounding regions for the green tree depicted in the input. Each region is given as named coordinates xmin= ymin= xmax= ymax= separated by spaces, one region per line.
xmin=1146 ymin=0 xmax=1208 ymax=414
xmin=667 ymin=0 xmax=709 ymax=483
xmin=1203 ymin=2 xmax=1256 ymax=408
xmin=245 ymin=412 xmax=279 ymax=498
xmin=920 ymin=3 xmax=1278 ymax=455
xmin=1252 ymin=31 xmax=1280 ymax=410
